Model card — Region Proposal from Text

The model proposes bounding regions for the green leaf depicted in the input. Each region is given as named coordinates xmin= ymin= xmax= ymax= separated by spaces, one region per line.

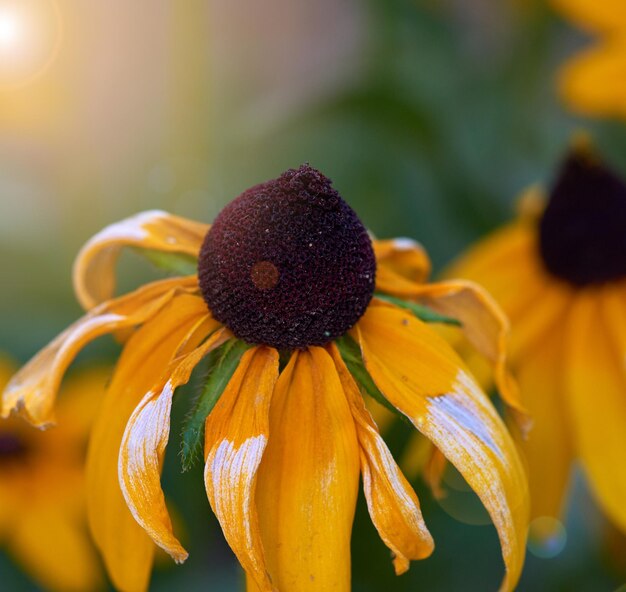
xmin=180 ymin=339 xmax=250 ymax=472
xmin=134 ymin=247 xmax=198 ymax=276
xmin=336 ymin=335 xmax=410 ymax=425
xmin=375 ymin=293 xmax=461 ymax=326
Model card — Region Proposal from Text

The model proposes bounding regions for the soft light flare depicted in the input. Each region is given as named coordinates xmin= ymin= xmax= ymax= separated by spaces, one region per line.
xmin=0 ymin=0 xmax=62 ymax=89
xmin=0 ymin=9 xmax=22 ymax=49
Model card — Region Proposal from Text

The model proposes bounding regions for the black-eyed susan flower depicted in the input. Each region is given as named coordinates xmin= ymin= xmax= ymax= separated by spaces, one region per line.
xmin=552 ymin=0 xmax=626 ymax=118
xmin=0 ymin=356 xmax=104 ymax=592
xmin=2 ymin=165 xmax=528 ymax=592
xmin=423 ymin=140 xmax=626 ymax=541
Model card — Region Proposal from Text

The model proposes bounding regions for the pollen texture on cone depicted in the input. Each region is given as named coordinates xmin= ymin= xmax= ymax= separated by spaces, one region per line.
xmin=539 ymin=149 xmax=626 ymax=286
xmin=198 ymin=164 xmax=376 ymax=349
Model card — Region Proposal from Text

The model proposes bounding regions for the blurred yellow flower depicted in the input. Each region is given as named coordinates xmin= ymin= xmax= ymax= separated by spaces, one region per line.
xmin=3 ymin=165 xmax=528 ymax=592
xmin=553 ymin=0 xmax=626 ymax=118
xmin=433 ymin=140 xmax=626 ymax=538
xmin=0 ymin=356 xmax=104 ymax=592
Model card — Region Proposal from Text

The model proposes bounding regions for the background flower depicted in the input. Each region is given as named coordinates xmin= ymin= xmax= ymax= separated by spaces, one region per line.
xmin=0 ymin=356 xmax=104 ymax=591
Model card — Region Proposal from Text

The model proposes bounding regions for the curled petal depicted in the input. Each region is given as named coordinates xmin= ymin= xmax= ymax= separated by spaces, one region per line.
xmin=204 ymin=347 xmax=279 ymax=591
xmin=87 ymin=294 xmax=209 ymax=592
xmin=73 ymin=210 xmax=209 ymax=309
xmin=2 ymin=278 xmax=201 ymax=427
xmin=119 ymin=326 xmax=226 ymax=562
xmin=374 ymin=238 xmax=431 ymax=290
xmin=328 ymin=344 xmax=433 ymax=574
xmin=376 ymin=277 xmax=529 ymax=429
xmin=353 ymin=305 xmax=529 ymax=592
xmin=255 ymin=348 xmax=360 ymax=591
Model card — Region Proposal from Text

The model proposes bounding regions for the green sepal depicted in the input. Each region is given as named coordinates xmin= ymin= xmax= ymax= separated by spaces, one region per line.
xmin=336 ymin=335 xmax=410 ymax=425
xmin=374 ymin=293 xmax=461 ymax=326
xmin=180 ymin=339 xmax=250 ymax=472
xmin=134 ymin=247 xmax=198 ymax=276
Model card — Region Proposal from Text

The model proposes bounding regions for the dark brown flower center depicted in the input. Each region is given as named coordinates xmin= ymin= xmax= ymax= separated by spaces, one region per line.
xmin=0 ymin=433 xmax=28 ymax=465
xmin=198 ymin=164 xmax=376 ymax=349
xmin=538 ymin=147 xmax=626 ymax=286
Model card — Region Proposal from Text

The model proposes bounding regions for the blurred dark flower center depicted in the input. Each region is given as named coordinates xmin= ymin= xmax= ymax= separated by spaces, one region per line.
xmin=0 ymin=433 xmax=29 ymax=465
xmin=539 ymin=148 xmax=626 ymax=286
xmin=198 ymin=164 xmax=376 ymax=349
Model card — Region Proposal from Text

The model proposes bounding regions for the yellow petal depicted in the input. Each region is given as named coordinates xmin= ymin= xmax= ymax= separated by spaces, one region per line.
xmin=9 ymin=504 xmax=102 ymax=592
xmin=516 ymin=327 xmax=573 ymax=523
xmin=566 ymin=291 xmax=626 ymax=533
xmin=254 ymin=348 xmax=360 ymax=591
xmin=377 ymin=279 xmax=529 ymax=426
xmin=119 ymin=326 xmax=226 ymax=563
xmin=204 ymin=346 xmax=279 ymax=591
xmin=551 ymin=0 xmax=626 ymax=32
xmin=86 ymin=294 xmax=209 ymax=592
xmin=73 ymin=210 xmax=208 ymax=310
xmin=374 ymin=238 xmax=432 ymax=290
xmin=446 ymin=222 xmax=535 ymax=285
xmin=2 ymin=277 xmax=200 ymax=427
xmin=601 ymin=280 xmax=626 ymax=368
xmin=558 ymin=41 xmax=626 ymax=119
xmin=328 ymin=344 xmax=434 ymax=574
xmin=354 ymin=305 xmax=529 ymax=592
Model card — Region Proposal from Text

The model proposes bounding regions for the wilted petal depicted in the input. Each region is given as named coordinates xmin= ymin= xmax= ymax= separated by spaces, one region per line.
xmin=377 ymin=276 xmax=529 ymax=428
xmin=86 ymin=294 xmax=210 ymax=592
xmin=354 ymin=304 xmax=529 ymax=592
xmin=328 ymin=344 xmax=433 ymax=574
xmin=254 ymin=348 xmax=360 ymax=591
xmin=2 ymin=279 xmax=201 ymax=427
xmin=73 ymin=210 xmax=208 ymax=309
xmin=374 ymin=238 xmax=431 ymax=289
xmin=119 ymin=327 xmax=226 ymax=563
xmin=204 ymin=346 xmax=279 ymax=590
xmin=566 ymin=292 xmax=626 ymax=533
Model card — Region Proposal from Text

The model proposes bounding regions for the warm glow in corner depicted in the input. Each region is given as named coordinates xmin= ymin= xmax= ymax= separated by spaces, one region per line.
xmin=0 ymin=0 xmax=62 ymax=89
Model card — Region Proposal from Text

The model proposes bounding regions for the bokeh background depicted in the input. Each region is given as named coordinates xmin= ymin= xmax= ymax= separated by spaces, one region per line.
xmin=1 ymin=0 xmax=626 ymax=590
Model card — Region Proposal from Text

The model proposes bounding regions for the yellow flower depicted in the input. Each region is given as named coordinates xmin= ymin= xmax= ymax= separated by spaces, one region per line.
xmin=430 ymin=140 xmax=626 ymax=538
xmin=0 ymin=356 xmax=104 ymax=592
xmin=553 ymin=0 xmax=626 ymax=118
xmin=2 ymin=165 xmax=528 ymax=592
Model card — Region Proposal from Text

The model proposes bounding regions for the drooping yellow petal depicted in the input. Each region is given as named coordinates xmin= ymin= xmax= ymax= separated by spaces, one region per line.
xmin=204 ymin=346 xmax=279 ymax=591
xmin=377 ymin=278 xmax=529 ymax=426
xmin=354 ymin=304 xmax=529 ymax=592
xmin=86 ymin=294 xmax=209 ymax=592
xmin=374 ymin=238 xmax=432 ymax=289
xmin=2 ymin=277 xmax=199 ymax=427
xmin=9 ymin=504 xmax=102 ymax=592
xmin=551 ymin=0 xmax=626 ymax=33
xmin=119 ymin=325 xmax=226 ymax=563
xmin=73 ymin=210 xmax=208 ymax=310
xmin=558 ymin=41 xmax=626 ymax=119
xmin=328 ymin=344 xmax=434 ymax=574
xmin=566 ymin=291 xmax=626 ymax=533
xmin=253 ymin=348 xmax=360 ymax=592
xmin=516 ymin=328 xmax=573 ymax=523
